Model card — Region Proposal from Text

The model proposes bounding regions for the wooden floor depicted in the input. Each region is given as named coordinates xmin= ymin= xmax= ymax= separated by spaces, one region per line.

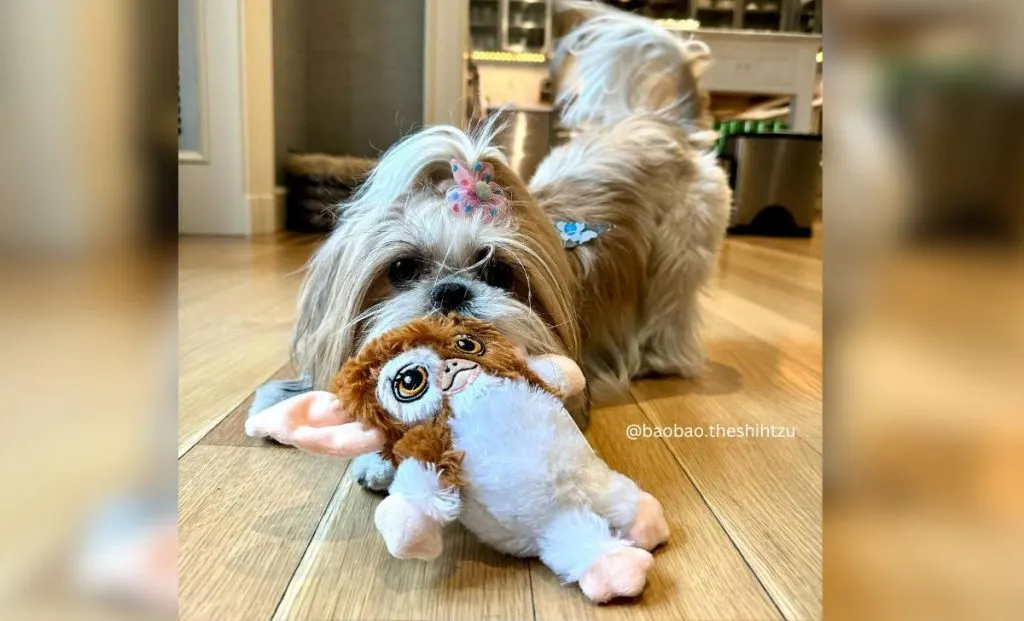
xmin=178 ymin=231 xmax=822 ymax=621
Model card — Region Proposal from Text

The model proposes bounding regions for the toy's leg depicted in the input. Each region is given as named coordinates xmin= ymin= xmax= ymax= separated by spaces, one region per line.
xmin=351 ymin=452 xmax=396 ymax=491
xmin=590 ymin=471 xmax=670 ymax=551
xmin=373 ymin=458 xmax=460 ymax=561
xmin=538 ymin=509 xmax=653 ymax=603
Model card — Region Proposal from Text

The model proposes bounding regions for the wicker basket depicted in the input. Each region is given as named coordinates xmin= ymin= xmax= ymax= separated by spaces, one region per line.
xmin=283 ymin=154 xmax=376 ymax=232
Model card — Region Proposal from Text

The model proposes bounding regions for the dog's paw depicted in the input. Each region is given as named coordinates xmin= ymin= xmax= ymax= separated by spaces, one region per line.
xmin=350 ymin=452 xmax=395 ymax=492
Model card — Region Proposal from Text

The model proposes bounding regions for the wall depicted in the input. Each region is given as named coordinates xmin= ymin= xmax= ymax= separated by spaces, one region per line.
xmin=306 ymin=0 xmax=425 ymax=158
xmin=272 ymin=0 xmax=308 ymax=184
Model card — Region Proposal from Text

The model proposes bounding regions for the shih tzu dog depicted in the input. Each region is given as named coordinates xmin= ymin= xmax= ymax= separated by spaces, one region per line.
xmin=289 ymin=1 xmax=731 ymax=489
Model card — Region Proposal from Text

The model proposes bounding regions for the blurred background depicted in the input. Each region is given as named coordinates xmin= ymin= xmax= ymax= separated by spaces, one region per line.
xmin=0 ymin=0 xmax=1021 ymax=619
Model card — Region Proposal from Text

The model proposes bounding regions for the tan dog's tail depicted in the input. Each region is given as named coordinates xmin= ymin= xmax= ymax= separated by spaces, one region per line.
xmin=552 ymin=0 xmax=713 ymax=142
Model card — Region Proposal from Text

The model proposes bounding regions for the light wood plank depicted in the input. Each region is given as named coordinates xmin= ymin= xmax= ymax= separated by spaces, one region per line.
xmin=201 ymin=363 xmax=296 ymax=448
xmin=698 ymin=312 xmax=823 ymax=451
xmin=731 ymin=227 xmax=822 ymax=259
xmin=712 ymin=260 xmax=821 ymax=332
xmin=629 ymin=380 xmax=823 ymax=620
xmin=702 ymin=289 xmax=821 ymax=375
xmin=273 ymin=477 xmax=534 ymax=621
xmin=179 ymin=445 xmax=348 ymax=621
xmin=178 ymin=235 xmax=319 ymax=456
xmin=530 ymin=398 xmax=783 ymax=621
xmin=720 ymin=240 xmax=823 ymax=297
xmin=719 ymin=239 xmax=823 ymax=292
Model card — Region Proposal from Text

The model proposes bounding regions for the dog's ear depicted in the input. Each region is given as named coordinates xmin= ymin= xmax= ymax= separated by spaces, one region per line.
xmin=479 ymin=157 xmax=582 ymax=361
xmin=481 ymin=157 xmax=533 ymax=209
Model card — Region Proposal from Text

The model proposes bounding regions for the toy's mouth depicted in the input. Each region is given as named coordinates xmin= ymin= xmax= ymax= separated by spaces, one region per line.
xmin=441 ymin=359 xmax=480 ymax=394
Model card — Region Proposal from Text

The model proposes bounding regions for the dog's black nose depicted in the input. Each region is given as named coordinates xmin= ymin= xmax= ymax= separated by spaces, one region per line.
xmin=432 ymin=282 xmax=473 ymax=313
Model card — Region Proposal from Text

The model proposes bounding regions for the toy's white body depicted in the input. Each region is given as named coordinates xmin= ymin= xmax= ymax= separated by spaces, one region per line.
xmin=245 ymin=349 xmax=668 ymax=602
xmin=383 ymin=357 xmax=668 ymax=598
xmin=451 ymin=374 xmax=641 ymax=576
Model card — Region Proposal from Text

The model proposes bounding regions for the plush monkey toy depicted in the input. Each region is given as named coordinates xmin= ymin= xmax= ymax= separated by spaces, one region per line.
xmin=246 ymin=315 xmax=669 ymax=603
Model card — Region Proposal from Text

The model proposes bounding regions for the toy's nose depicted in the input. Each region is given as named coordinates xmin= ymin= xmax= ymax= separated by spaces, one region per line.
xmin=441 ymin=358 xmax=480 ymax=394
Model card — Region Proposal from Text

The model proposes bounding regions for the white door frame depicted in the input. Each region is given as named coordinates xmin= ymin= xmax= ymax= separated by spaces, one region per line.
xmin=240 ymin=0 xmax=278 ymax=234
xmin=178 ymin=0 xmax=277 ymax=236
xmin=423 ymin=0 xmax=468 ymax=127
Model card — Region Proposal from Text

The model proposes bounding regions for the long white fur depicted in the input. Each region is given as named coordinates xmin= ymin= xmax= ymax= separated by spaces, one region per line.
xmin=554 ymin=0 xmax=713 ymax=138
xmin=297 ymin=2 xmax=731 ymax=491
xmin=292 ymin=116 xmax=567 ymax=392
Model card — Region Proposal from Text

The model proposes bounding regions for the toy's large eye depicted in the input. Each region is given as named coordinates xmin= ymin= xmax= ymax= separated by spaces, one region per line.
xmin=393 ymin=365 xmax=429 ymax=402
xmin=453 ymin=334 xmax=485 ymax=355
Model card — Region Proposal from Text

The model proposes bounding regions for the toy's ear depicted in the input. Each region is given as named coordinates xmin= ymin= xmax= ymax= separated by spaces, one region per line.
xmin=527 ymin=354 xmax=586 ymax=399
xmin=244 ymin=391 xmax=386 ymax=458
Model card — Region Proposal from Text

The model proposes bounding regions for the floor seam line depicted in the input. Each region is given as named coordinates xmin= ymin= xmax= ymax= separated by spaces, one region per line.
xmin=269 ymin=461 xmax=352 ymax=621
xmin=179 ymin=361 xmax=292 ymax=460
xmin=629 ymin=387 xmax=790 ymax=621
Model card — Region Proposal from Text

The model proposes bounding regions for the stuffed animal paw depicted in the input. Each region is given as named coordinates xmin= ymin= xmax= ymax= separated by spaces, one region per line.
xmin=374 ymin=494 xmax=444 ymax=561
xmin=579 ymin=547 xmax=655 ymax=603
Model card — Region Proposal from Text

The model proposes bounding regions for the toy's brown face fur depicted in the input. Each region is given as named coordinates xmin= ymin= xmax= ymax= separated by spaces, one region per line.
xmin=334 ymin=315 xmax=552 ymax=460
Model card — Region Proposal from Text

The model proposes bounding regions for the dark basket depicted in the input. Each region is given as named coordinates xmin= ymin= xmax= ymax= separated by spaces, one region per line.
xmin=284 ymin=154 xmax=376 ymax=232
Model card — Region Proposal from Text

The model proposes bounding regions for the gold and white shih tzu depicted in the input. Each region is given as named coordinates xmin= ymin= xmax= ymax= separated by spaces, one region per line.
xmin=289 ymin=1 xmax=731 ymax=489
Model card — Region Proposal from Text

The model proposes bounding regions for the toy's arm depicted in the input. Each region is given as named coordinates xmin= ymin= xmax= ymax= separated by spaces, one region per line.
xmin=527 ymin=354 xmax=587 ymax=399
xmin=375 ymin=423 xmax=462 ymax=561
xmin=244 ymin=391 xmax=385 ymax=458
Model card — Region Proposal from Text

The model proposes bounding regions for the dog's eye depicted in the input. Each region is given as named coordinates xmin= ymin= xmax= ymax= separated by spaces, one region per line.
xmin=481 ymin=258 xmax=514 ymax=290
xmin=388 ymin=258 xmax=421 ymax=286
xmin=393 ymin=365 xmax=429 ymax=402
xmin=453 ymin=334 xmax=485 ymax=355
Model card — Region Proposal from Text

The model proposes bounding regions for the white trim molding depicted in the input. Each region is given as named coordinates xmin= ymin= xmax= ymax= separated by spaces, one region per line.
xmin=423 ymin=0 xmax=468 ymax=127
xmin=240 ymin=0 xmax=279 ymax=234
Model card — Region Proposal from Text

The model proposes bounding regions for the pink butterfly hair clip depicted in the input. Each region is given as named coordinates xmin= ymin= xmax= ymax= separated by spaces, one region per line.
xmin=446 ymin=159 xmax=510 ymax=221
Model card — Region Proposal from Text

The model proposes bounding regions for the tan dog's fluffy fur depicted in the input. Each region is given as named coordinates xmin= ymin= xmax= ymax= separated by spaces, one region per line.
xmin=293 ymin=1 xmax=731 ymax=489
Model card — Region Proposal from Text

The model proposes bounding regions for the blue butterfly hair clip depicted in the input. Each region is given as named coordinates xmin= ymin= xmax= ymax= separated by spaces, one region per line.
xmin=555 ymin=221 xmax=613 ymax=249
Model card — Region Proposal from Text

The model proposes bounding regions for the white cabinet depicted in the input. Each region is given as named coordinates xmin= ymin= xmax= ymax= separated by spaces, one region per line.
xmin=691 ymin=29 xmax=821 ymax=131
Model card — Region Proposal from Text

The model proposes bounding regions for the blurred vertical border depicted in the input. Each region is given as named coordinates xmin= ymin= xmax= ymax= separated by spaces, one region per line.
xmin=0 ymin=0 xmax=177 ymax=618
xmin=827 ymin=0 xmax=1024 ymax=619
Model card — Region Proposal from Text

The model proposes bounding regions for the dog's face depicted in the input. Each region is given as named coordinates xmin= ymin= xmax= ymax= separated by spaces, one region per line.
xmin=293 ymin=124 xmax=580 ymax=390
